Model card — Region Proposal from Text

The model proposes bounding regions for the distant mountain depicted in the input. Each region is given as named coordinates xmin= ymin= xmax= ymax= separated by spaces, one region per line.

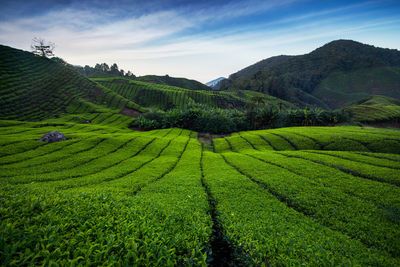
xmin=136 ymin=75 xmax=211 ymax=91
xmin=206 ymin=77 xmax=226 ymax=89
xmin=220 ymin=40 xmax=400 ymax=109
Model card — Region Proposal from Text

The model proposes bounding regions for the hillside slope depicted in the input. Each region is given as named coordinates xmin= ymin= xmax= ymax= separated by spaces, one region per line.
xmin=220 ymin=40 xmax=400 ymax=109
xmin=0 ymin=45 xmax=144 ymax=121
xmin=93 ymin=77 xmax=294 ymax=110
xmin=344 ymin=95 xmax=400 ymax=122
xmin=136 ymin=75 xmax=211 ymax=91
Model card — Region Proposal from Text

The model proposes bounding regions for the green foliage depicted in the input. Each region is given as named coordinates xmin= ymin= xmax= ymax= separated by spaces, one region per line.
xmin=314 ymin=67 xmax=400 ymax=109
xmin=1 ymin=118 xmax=400 ymax=265
xmin=131 ymin=104 xmax=350 ymax=134
xmin=2 ymin=39 xmax=400 ymax=266
xmin=223 ymin=151 xmax=400 ymax=256
xmin=220 ymin=40 xmax=400 ymax=109
xmin=343 ymin=95 xmax=400 ymax=122
xmin=130 ymin=104 xmax=242 ymax=133
xmin=217 ymin=126 xmax=400 ymax=153
xmin=74 ymin=62 xmax=135 ymax=79
xmin=0 ymin=44 xmax=145 ymax=121
xmin=94 ymin=77 xmax=292 ymax=111
xmin=202 ymin=151 xmax=399 ymax=266
xmin=0 ymin=190 xmax=208 ymax=266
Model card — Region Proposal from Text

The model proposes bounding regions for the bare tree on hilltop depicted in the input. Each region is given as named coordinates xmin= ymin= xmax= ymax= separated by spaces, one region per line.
xmin=31 ymin=37 xmax=55 ymax=57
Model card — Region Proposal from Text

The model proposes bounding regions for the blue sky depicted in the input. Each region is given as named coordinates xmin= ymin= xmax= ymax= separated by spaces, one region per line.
xmin=1 ymin=0 xmax=400 ymax=83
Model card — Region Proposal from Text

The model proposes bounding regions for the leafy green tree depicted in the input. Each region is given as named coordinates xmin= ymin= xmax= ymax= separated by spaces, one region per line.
xmin=110 ymin=63 xmax=119 ymax=75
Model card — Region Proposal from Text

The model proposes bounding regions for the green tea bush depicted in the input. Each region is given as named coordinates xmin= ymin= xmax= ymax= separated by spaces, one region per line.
xmin=1 ymin=119 xmax=400 ymax=265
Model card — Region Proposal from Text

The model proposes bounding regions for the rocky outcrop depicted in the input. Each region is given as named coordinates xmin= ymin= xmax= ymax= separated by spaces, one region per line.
xmin=38 ymin=131 xmax=66 ymax=142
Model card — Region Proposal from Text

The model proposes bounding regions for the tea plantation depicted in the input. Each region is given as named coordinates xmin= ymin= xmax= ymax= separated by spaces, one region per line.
xmin=94 ymin=77 xmax=291 ymax=110
xmin=1 ymin=116 xmax=400 ymax=266
xmin=1 ymin=43 xmax=400 ymax=266
xmin=0 ymin=45 xmax=146 ymax=121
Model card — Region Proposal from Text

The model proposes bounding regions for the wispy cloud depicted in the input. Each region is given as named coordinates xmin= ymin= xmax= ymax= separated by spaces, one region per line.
xmin=0 ymin=0 xmax=399 ymax=83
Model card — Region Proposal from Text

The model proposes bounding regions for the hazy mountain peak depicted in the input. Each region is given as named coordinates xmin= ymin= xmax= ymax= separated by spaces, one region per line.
xmin=206 ymin=77 xmax=226 ymax=88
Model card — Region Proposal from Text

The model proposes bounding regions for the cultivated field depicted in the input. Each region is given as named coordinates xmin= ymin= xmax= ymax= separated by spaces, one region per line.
xmin=1 ymin=118 xmax=400 ymax=265
xmin=94 ymin=77 xmax=291 ymax=111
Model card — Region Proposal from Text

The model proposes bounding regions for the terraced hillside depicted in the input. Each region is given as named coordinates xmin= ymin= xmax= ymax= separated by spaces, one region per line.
xmin=0 ymin=45 xmax=144 ymax=121
xmin=1 ymin=118 xmax=400 ymax=265
xmin=136 ymin=74 xmax=211 ymax=91
xmin=343 ymin=95 xmax=400 ymax=123
xmin=94 ymin=77 xmax=292 ymax=110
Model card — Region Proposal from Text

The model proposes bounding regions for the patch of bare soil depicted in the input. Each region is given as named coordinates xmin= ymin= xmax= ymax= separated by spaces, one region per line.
xmin=120 ymin=107 xmax=142 ymax=118
xmin=198 ymin=132 xmax=212 ymax=143
xmin=197 ymin=132 xmax=232 ymax=151
xmin=212 ymin=133 xmax=231 ymax=138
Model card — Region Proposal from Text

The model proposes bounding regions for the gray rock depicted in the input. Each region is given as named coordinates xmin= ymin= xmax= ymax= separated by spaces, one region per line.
xmin=38 ymin=131 xmax=66 ymax=142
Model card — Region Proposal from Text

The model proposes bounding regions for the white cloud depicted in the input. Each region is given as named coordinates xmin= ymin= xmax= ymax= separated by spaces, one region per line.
xmin=0 ymin=0 xmax=399 ymax=83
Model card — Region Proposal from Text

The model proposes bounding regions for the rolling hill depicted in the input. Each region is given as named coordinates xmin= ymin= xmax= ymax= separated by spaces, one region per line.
xmin=136 ymin=74 xmax=211 ymax=91
xmin=344 ymin=95 xmax=400 ymax=123
xmin=93 ymin=76 xmax=293 ymax=111
xmin=0 ymin=44 xmax=144 ymax=121
xmin=0 ymin=44 xmax=293 ymax=122
xmin=219 ymin=40 xmax=400 ymax=109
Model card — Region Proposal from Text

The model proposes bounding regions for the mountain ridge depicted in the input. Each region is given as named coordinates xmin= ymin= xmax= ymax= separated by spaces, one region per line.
xmin=220 ymin=39 xmax=400 ymax=109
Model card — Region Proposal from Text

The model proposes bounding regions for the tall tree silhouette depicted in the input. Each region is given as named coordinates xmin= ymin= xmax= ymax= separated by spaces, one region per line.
xmin=31 ymin=37 xmax=55 ymax=57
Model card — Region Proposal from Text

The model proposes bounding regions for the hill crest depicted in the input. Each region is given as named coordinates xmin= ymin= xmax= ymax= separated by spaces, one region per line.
xmin=220 ymin=39 xmax=400 ymax=109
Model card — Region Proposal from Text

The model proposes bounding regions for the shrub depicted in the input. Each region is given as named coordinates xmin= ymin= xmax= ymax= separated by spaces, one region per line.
xmin=132 ymin=116 xmax=160 ymax=130
xmin=130 ymin=104 xmax=351 ymax=133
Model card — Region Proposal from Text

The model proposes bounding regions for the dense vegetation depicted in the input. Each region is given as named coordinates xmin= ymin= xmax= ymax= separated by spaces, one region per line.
xmin=74 ymin=62 xmax=135 ymax=78
xmin=75 ymin=63 xmax=212 ymax=91
xmin=131 ymin=104 xmax=350 ymax=133
xmin=1 ymin=118 xmax=400 ymax=265
xmin=220 ymin=40 xmax=400 ymax=108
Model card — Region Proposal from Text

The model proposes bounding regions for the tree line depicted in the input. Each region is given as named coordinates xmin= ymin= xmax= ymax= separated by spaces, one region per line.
xmin=131 ymin=103 xmax=351 ymax=134
xmin=74 ymin=63 xmax=135 ymax=78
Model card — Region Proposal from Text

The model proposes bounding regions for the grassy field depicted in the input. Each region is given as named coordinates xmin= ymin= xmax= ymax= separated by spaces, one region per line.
xmin=1 ymin=118 xmax=400 ymax=266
